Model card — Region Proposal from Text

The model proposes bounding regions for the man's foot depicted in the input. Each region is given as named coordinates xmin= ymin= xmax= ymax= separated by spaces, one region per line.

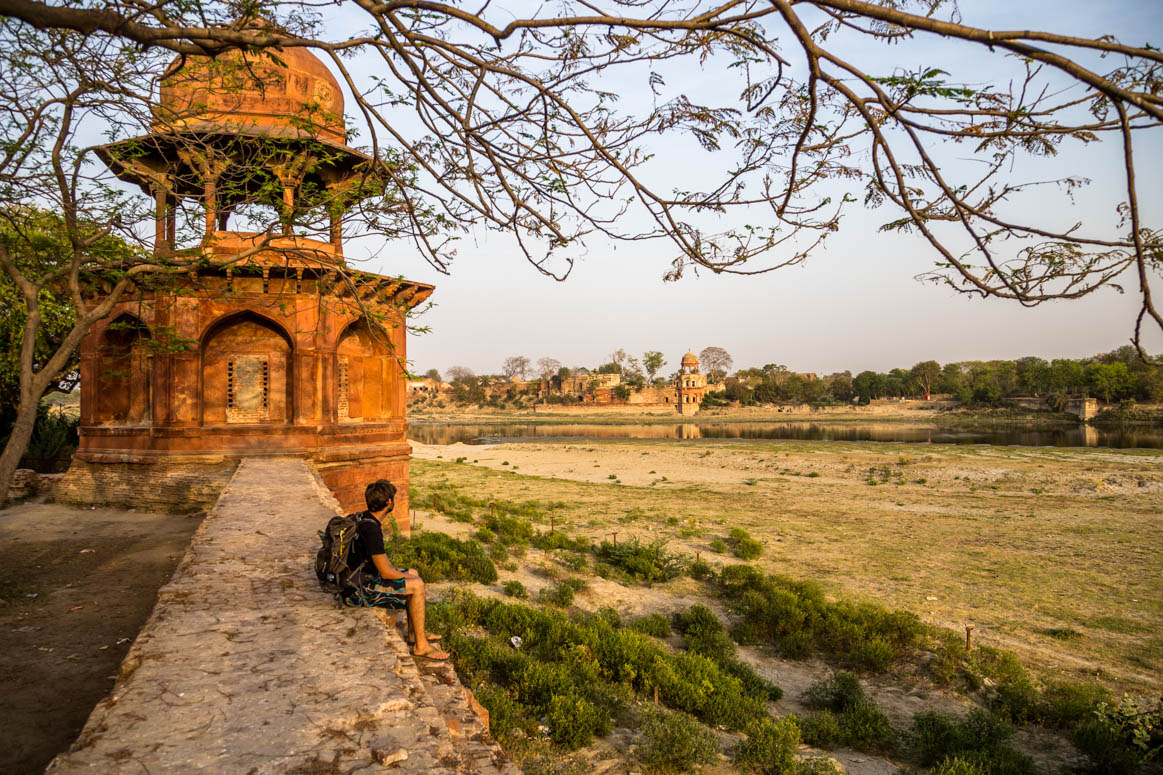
xmin=404 ymin=633 xmax=441 ymax=646
xmin=411 ymin=644 xmax=450 ymax=660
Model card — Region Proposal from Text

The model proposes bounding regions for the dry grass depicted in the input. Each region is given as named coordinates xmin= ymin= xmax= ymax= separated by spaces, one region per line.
xmin=411 ymin=438 xmax=1163 ymax=694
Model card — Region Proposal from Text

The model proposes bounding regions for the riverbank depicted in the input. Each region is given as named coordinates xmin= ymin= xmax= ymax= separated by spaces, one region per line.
xmin=409 ymin=401 xmax=1105 ymax=429
xmin=411 ymin=437 xmax=1163 ymax=697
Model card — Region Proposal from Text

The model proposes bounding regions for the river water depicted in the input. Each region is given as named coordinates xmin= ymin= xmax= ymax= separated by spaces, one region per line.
xmin=407 ymin=421 xmax=1163 ymax=449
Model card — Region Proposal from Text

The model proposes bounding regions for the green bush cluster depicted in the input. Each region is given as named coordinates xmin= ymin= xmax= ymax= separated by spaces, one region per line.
xmin=502 ymin=579 xmax=528 ymax=599
xmin=672 ymin=605 xmax=782 ymax=701
xmin=383 ymin=531 xmax=497 ymax=583
xmin=485 ymin=513 xmax=535 ymax=545
xmin=728 ymin=527 xmax=764 ymax=560
xmin=688 ymin=559 xmax=715 ymax=580
xmin=909 ymin=709 xmax=1035 ymax=775
xmin=800 ymin=672 xmax=895 ymax=753
xmin=410 ymin=480 xmax=566 ymax=525
xmin=538 ymin=578 xmax=587 ymax=607
xmin=596 ymin=538 xmax=687 ymax=583
xmin=732 ymin=717 xmax=801 ymax=774
xmin=530 ymin=531 xmax=591 ymax=552
xmin=709 ymin=538 xmax=728 ymax=553
xmin=431 ymin=592 xmax=783 ymax=752
xmin=630 ymin=613 xmax=671 ymax=638
xmin=637 ymin=707 xmax=719 ymax=773
xmin=717 ymin=564 xmax=922 ymax=672
xmin=1069 ymin=694 xmax=1163 ymax=775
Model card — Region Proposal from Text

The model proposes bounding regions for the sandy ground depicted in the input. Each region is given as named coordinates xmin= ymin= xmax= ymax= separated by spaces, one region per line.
xmin=410 ymin=435 xmax=1162 ymax=774
xmin=0 ymin=501 xmax=203 ymax=775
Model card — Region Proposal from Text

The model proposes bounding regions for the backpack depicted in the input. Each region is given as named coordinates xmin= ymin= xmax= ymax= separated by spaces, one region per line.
xmin=314 ymin=513 xmax=370 ymax=603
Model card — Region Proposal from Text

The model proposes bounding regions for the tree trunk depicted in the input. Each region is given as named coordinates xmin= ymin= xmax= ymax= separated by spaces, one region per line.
xmin=0 ymin=398 xmax=41 ymax=507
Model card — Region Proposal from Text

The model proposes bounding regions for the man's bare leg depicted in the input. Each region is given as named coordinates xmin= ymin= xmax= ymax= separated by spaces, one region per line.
xmin=404 ymin=578 xmax=448 ymax=658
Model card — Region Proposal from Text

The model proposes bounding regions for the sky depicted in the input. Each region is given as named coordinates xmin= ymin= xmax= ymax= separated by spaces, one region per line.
xmin=116 ymin=1 xmax=1163 ymax=378
xmin=326 ymin=0 xmax=1161 ymax=377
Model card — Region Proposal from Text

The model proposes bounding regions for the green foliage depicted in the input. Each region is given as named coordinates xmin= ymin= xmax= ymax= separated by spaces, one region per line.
xmin=709 ymin=539 xmax=728 ymax=553
xmin=546 ymin=693 xmax=613 ymax=749
xmin=909 ymin=709 xmax=1035 ymax=775
xmin=596 ymin=538 xmax=686 ymax=583
xmin=474 ymin=527 xmax=496 ymax=543
xmin=435 ymin=591 xmax=779 ymax=744
xmin=1040 ymin=680 xmax=1113 ymax=728
xmin=539 ymin=578 xmax=586 ymax=608
xmin=502 ymin=579 xmax=528 ymax=599
xmin=673 ymin=605 xmax=782 ymax=701
xmin=715 ymin=565 xmax=923 ymax=671
xmin=688 ymin=559 xmax=714 ymax=580
xmin=630 ymin=613 xmax=671 ymax=638
xmin=411 ymin=480 xmax=566 ymax=526
xmin=733 ymin=717 xmax=801 ymax=774
xmin=801 ymin=672 xmax=895 ymax=753
xmin=383 ymin=531 xmax=497 ymax=583
xmin=11 ymin=405 xmax=79 ymax=473
xmin=798 ymin=710 xmax=843 ymax=747
xmin=725 ymin=527 xmax=763 ymax=559
xmin=485 ymin=513 xmax=535 ymax=545
xmin=637 ymin=707 xmax=719 ymax=773
xmin=530 ymin=531 xmax=591 ymax=552
xmin=1069 ymin=695 xmax=1163 ymax=775
xmin=927 ymin=758 xmax=988 ymax=775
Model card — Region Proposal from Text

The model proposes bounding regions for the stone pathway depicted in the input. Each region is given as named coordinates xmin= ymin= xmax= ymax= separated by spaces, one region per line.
xmin=48 ymin=457 xmax=518 ymax=775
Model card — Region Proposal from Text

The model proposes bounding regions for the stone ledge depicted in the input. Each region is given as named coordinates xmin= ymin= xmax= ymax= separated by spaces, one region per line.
xmin=48 ymin=457 xmax=511 ymax=774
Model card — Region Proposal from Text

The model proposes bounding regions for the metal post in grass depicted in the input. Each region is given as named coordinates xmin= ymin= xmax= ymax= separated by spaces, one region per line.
xmin=965 ymin=623 xmax=975 ymax=652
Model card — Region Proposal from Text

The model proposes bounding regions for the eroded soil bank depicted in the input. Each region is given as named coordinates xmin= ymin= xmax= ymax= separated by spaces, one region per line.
xmin=0 ymin=502 xmax=202 ymax=774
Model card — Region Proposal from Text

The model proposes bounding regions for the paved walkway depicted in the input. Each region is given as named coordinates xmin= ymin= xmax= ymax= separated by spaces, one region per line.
xmin=48 ymin=458 xmax=516 ymax=775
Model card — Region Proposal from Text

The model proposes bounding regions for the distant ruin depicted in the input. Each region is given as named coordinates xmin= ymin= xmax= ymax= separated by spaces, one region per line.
xmin=55 ymin=47 xmax=432 ymax=529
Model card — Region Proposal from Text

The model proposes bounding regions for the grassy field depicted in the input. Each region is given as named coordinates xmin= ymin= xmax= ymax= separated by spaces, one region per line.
xmin=411 ymin=438 xmax=1163 ymax=695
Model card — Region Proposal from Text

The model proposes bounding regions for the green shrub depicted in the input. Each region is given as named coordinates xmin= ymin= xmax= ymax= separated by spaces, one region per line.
xmin=733 ymin=717 xmax=801 ymax=774
xmin=729 ymin=527 xmax=752 ymax=542
xmin=546 ymin=692 xmax=613 ymax=749
xmin=630 ymin=613 xmax=671 ymax=638
xmin=539 ymin=579 xmax=585 ymax=607
xmin=688 ymin=559 xmax=714 ymax=580
xmin=927 ymin=757 xmax=987 ymax=775
xmin=637 ymin=707 xmax=719 ymax=773
xmin=715 ymin=568 xmax=922 ymax=671
xmin=530 ymin=531 xmax=591 ymax=552
xmin=1040 ymin=680 xmax=1112 ymax=728
xmin=674 ymin=605 xmax=782 ymax=701
xmin=597 ymin=538 xmax=686 ymax=583
xmin=909 ymin=709 xmax=1034 ymax=775
xmin=841 ymin=701 xmax=896 ymax=753
xmin=1069 ymin=695 xmax=1163 ymax=775
xmin=802 ymin=671 xmax=867 ymax=712
xmin=734 ymin=536 xmax=764 ymax=560
xmin=502 ymin=580 xmax=528 ymax=599
xmin=474 ymin=527 xmax=496 ymax=543
xmin=384 ymin=532 xmax=497 ymax=583
xmin=488 ymin=542 xmax=509 ymax=562
xmin=709 ymin=539 xmax=728 ymax=553
xmin=485 ymin=513 xmax=534 ymax=545
xmin=799 ymin=710 xmax=843 ymax=747
xmin=560 ymin=550 xmax=589 ymax=572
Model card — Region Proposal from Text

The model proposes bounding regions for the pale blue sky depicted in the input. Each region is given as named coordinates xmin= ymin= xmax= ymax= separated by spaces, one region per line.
xmin=256 ymin=3 xmax=1163 ymax=375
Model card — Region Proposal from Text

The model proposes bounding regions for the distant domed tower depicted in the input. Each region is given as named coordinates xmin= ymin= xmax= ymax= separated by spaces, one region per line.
xmin=675 ymin=350 xmax=707 ymax=416
xmin=58 ymin=42 xmax=432 ymax=530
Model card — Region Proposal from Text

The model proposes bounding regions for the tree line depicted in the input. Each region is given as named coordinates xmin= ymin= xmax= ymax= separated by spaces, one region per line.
xmin=425 ymin=345 xmax=1162 ymax=408
xmin=717 ymin=347 xmax=1162 ymax=407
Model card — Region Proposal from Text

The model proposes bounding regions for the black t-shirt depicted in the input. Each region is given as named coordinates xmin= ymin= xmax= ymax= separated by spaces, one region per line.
xmin=349 ymin=512 xmax=386 ymax=576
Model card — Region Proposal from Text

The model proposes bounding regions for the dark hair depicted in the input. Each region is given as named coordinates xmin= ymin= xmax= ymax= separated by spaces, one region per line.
xmin=365 ymin=479 xmax=397 ymax=513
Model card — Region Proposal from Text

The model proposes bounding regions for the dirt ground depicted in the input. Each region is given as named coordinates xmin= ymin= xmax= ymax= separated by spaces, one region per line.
xmin=0 ymin=501 xmax=203 ymax=775
xmin=409 ymin=436 xmax=1161 ymax=774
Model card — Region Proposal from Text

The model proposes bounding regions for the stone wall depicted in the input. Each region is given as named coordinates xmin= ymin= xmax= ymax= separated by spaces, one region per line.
xmin=50 ymin=457 xmax=239 ymax=513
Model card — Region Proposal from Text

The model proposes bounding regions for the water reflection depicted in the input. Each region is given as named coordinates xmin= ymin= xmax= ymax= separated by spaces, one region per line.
xmin=407 ymin=421 xmax=1163 ymax=449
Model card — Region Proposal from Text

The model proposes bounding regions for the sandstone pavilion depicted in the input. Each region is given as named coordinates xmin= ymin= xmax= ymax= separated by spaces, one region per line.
xmin=57 ymin=45 xmax=432 ymax=529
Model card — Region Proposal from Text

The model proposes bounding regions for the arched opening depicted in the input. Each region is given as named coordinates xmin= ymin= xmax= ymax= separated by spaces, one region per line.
xmin=336 ymin=319 xmax=395 ymax=422
xmin=95 ymin=314 xmax=152 ymax=425
xmin=201 ymin=312 xmax=292 ymax=425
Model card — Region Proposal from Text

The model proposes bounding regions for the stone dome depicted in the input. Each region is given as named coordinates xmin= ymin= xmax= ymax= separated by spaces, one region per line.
xmin=155 ymin=47 xmax=346 ymax=145
xmin=681 ymin=351 xmax=699 ymax=366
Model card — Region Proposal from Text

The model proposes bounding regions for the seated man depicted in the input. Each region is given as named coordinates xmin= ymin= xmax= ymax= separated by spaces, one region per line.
xmin=346 ymin=479 xmax=449 ymax=660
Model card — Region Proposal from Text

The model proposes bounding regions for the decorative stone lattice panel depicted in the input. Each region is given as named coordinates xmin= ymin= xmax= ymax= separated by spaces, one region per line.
xmin=226 ymin=356 xmax=269 ymax=423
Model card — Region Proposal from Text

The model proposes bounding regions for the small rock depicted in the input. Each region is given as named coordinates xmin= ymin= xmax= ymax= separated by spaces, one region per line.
xmin=376 ymin=747 xmax=408 ymax=766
